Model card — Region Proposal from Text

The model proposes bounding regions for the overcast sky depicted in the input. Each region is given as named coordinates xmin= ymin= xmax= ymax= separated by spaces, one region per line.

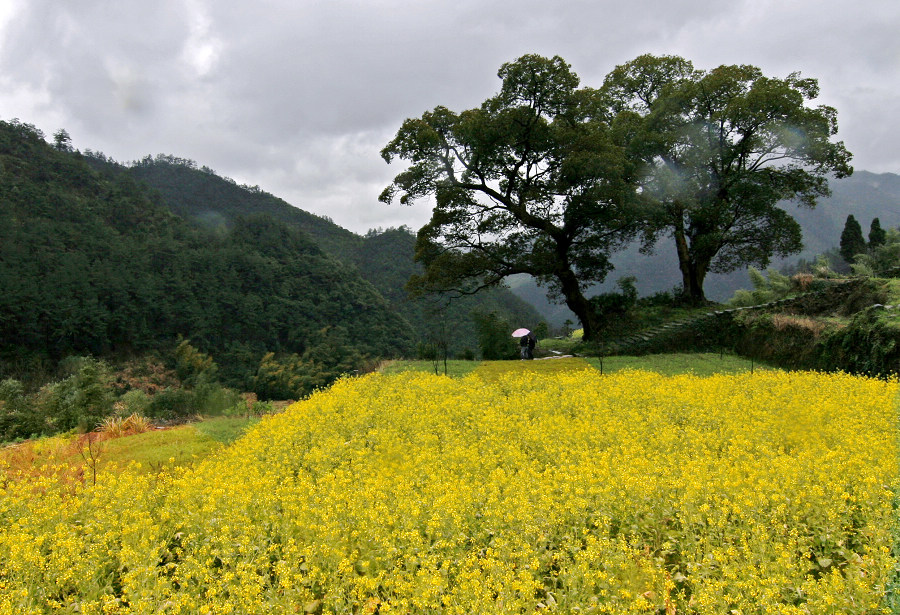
xmin=1 ymin=0 xmax=897 ymax=234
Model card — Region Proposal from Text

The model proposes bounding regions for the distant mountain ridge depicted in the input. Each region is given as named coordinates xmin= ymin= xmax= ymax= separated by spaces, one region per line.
xmin=508 ymin=171 xmax=900 ymax=326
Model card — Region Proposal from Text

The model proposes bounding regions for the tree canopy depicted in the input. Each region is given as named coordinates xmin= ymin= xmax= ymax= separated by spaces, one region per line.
xmin=380 ymin=54 xmax=645 ymax=340
xmin=382 ymin=53 xmax=853 ymax=337
xmin=601 ymin=54 xmax=853 ymax=302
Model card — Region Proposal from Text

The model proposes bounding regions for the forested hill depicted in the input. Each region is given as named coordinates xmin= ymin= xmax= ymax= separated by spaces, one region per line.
xmin=0 ymin=119 xmax=414 ymax=383
xmin=123 ymin=156 xmax=362 ymax=262
xmin=112 ymin=155 xmax=543 ymax=352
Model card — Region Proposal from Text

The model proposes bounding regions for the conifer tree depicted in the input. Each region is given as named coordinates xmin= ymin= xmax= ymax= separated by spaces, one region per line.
xmin=869 ymin=217 xmax=887 ymax=251
xmin=839 ymin=214 xmax=867 ymax=263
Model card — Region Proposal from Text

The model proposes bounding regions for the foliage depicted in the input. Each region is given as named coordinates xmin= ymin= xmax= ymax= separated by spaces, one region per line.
xmin=116 ymin=389 xmax=151 ymax=417
xmin=352 ymin=228 xmax=543 ymax=357
xmin=35 ymin=357 xmax=115 ymax=433
xmin=381 ymin=54 xmax=644 ymax=341
xmin=471 ymin=312 xmax=519 ymax=360
xmin=174 ymin=339 xmax=218 ymax=387
xmin=0 ymin=378 xmax=44 ymax=441
xmin=728 ymin=267 xmax=795 ymax=306
xmin=125 ymin=162 xmax=541 ymax=359
xmin=839 ymin=214 xmax=867 ymax=263
xmin=251 ymin=327 xmax=366 ymax=400
xmin=819 ymin=307 xmax=900 ymax=376
xmin=0 ymin=119 xmax=415 ymax=385
xmin=142 ymin=382 xmax=242 ymax=421
xmin=111 ymin=356 xmax=179 ymax=396
xmin=589 ymin=277 xmax=638 ymax=333
xmin=869 ymin=217 xmax=887 ymax=250
xmin=0 ymin=371 xmax=895 ymax=613
xmin=602 ymin=54 xmax=853 ymax=303
xmin=852 ymin=227 xmax=900 ymax=275
xmin=99 ymin=413 xmax=152 ymax=438
xmin=123 ymin=153 xmax=361 ymax=262
xmin=145 ymin=387 xmax=196 ymax=420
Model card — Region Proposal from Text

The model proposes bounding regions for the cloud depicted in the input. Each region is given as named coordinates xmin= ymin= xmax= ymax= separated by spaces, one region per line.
xmin=1 ymin=0 xmax=898 ymax=232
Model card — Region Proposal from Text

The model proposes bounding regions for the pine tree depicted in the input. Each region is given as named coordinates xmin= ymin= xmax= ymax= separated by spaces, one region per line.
xmin=839 ymin=214 xmax=867 ymax=263
xmin=869 ymin=217 xmax=887 ymax=251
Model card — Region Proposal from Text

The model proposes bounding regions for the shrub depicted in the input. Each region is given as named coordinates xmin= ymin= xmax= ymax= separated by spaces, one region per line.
xmin=471 ymin=311 xmax=518 ymax=360
xmin=729 ymin=267 xmax=794 ymax=307
xmin=174 ymin=339 xmax=219 ymax=387
xmin=193 ymin=376 xmax=242 ymax=416
xmin=589 ymin=276 xmax=637 ymax=317
xmin=147 ymin=387 xmax=196 ymax=420
xmin=0 ymin=378 xmax=44 ymax=441
xmin=37 ymin=357 xmax=114 ymax=432
xmin=117 ymin=389 xmax=151 ymax=417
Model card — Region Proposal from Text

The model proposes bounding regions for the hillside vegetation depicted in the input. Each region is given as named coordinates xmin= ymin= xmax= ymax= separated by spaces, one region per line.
xmin=0 ymin=119 xmax=413 ymax=392
xmin=115 ymin=155 xmax=543 ymax=356
xmin=592 ymin=273 xmax=900 ymax=377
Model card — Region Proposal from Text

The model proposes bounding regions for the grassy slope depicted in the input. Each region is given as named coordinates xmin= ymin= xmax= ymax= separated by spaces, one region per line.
xmin=0 ymin=417 xmax=258 ymax=478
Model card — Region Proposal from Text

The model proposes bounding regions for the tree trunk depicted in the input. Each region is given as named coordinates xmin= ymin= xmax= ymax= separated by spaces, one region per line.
xmin=674 ymin=227 xmax=708 ymax=304
xmin=556 ymin=269 xmax=601 ymax=342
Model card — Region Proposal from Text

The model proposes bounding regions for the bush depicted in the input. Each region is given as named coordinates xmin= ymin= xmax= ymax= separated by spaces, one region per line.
xmin=38 ymin=357 xmax=115 ymax=432
xmin=590 ymin=277 xmax=638 ymax=316
xmin=728 ymin=267 xmax=795 ymax=307
xmin=456 ymin=348 xmax=476 ymax=361
xmin=99 ymin=413 xmax=152 ymax=437
xmin=251 ymin=328 xmax=369 ymax=400
xmin=147 ymin=387 xmax=196 ymax=420
xmin=0 ymin=378 xmax=44 ymax=441
xmin=117 ymin=389 xmax=151 ymax=417
xmin=471 ymin=312 xmax=518 ymax=360
xmin=175 ymin=339 xmax=219 ymax=387
xmin=193 ymin=376 xmax=243 ymax=416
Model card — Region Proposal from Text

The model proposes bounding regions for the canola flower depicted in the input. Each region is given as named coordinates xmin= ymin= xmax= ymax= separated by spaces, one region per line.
xmin=0 ymin=369 xmax=897 ymax=614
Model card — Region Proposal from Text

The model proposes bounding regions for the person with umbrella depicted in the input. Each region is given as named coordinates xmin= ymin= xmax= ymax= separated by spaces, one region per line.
xmin=512 ymin=328 xmax=536 ymax=360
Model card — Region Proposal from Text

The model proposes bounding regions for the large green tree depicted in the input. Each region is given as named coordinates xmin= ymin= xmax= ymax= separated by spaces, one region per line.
xmin=601 ymin=54 xmax=853 ymax=303
xmin=380 ymin=55 xmax=644 ymax=341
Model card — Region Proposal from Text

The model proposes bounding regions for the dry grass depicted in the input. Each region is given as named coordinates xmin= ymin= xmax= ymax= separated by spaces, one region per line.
xmin=791 ymin=272 xmax=815 ymax=291
xmin=771 ymin=313 xmax=827 ymax=337
xmin=99 ymin=413 xmax=153 ymax=438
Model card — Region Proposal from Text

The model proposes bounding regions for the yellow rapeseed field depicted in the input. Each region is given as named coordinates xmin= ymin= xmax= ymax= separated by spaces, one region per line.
xmin=0 ymin=369 xmax=897 ymax=614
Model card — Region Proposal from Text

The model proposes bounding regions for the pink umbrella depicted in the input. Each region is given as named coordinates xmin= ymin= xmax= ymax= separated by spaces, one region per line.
xmin=511 ymin=328 xmax=531 ymax=338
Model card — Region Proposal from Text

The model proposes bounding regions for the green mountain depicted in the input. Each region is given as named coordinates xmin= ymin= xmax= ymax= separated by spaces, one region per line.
xmin=0 ymin=120 xmax=413 ymax=385
xmin=119 ymin=156 xmax=543 ymax=354
xmin=125 ymin=155 xmax=361 ymax=262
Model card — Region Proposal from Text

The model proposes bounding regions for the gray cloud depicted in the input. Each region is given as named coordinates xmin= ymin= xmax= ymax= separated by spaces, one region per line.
xmin=1 ymin=0 xmax=897 ymax=232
